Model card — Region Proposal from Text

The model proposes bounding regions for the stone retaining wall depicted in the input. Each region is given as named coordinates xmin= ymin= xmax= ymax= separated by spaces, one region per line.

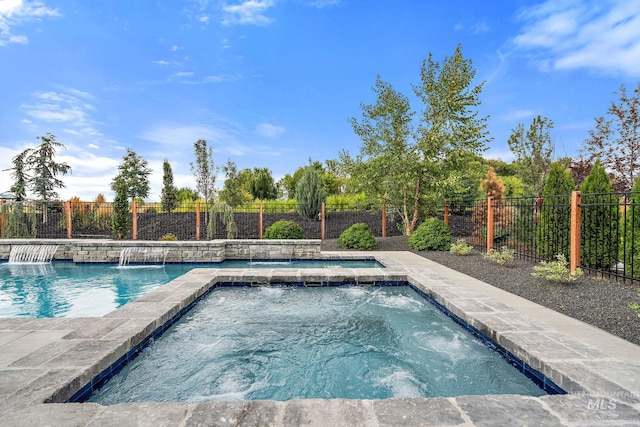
xmin=0 ymin=239 xmax=321 ymax=263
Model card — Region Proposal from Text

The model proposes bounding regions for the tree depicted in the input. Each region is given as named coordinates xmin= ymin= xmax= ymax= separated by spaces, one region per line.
xmin=219 ymin=160 xmax=253 ymax=207
xmin=582 ymin=83 xmax=640 ymax=192
xmin=507 ymin=115 xmax=554 ymax=196
xmin=249 ymin=167 xmax=277 ymax=200
xmin=176 ymin=187 xmax=199 ymax=202
xmin=5 ymin=149 xmax=30 ymax=201
xmin=160 ymin=159 xmax=178 ymax=213
xmin=111 ymin=175 xmax=130 ymax=239
xmin=344 ymin=45 xmax=489 ymax=235
xmin=111 ymin=148 xmax=151 ymax=202
xmin=580 ymin=159 xmax=619 ymax=269
xmin=536 ymin=163 xmax=575 ymax=260
xmin=190 ymin=139 xmax=217 ymax=203
xmin=296 ymin=168 xmax=326 ymax=220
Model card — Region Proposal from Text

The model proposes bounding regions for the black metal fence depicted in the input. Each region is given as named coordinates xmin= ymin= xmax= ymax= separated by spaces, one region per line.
xmin=448 ymin=192 xmax=640 ymax=284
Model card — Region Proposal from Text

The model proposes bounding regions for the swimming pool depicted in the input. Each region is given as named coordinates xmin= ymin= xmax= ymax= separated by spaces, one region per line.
xmin=88 ymin=285 xmax=547 ymax=403
xmin=0 ymin=259 xmax=381 ymax=318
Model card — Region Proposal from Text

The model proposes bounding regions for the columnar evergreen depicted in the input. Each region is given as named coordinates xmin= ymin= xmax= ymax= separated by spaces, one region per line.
xmin=111 ymin=176 xmax=131 ymax=239
xmin=161 ymin=159 xmax=178 ymax=213
xmin=580 ymin=159 xmax=619 ymax=269
xmin=624 ymin=179 xmax=640 ymax=278
xmin=536 ymin=163 xmax=575 ymax=260
xmin=296 ymin=168 xmax=326 ymax=220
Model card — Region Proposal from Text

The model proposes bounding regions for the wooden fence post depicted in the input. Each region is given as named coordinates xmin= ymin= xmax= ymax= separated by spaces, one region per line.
xmin=570 ymin=191 xmax=581 ymax=274
xmin=259 ymin=201 xmax=263 ymax=239
xmin=196 ymin=201 xmax=201 ymax=240
xmin=444 ymin=199 xmax=449 ymax=226
xmin=1 ymin=200 xmax=5 ymax=238
xmin=486 ymin=196 xmax=494 ymax=253
xmin=65 ymin=200 xmax=73 ymax=239
xmin=321 ymin=202 xmax=325 ymax=240
xmin=132 ymin=200 xmax=138 ymax=240
xmin=382 ymin=204 xmax=387 ymax=238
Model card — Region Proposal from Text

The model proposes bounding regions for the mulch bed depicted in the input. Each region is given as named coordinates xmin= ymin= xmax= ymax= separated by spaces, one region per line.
xmin=322 ymin=236 xmax=640 ymax=347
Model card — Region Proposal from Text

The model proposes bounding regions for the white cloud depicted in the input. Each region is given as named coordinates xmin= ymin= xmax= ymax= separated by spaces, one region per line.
xmin=499 ymin=109 xmax=536 ymax=121
xmin=0 ymin=0 xmax=60 ymax=46
xmin=222 ymin=0 xmax=275 ymax=26
xmin=471 ymin=21 xmax=490 ymax=34
xmin=512 ymin=0 xmax=640 ymax=77
xmin=307 ymin=0 xmax=340 ymax=8
xmin=22 ymin=88 xmax=102 ymax=137
xmin=255 ymin=122 xmax=285 ymax=138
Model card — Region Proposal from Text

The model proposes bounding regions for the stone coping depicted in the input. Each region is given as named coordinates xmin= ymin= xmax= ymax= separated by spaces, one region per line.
xmin=0 ymin=252 xmax=639 ymax=426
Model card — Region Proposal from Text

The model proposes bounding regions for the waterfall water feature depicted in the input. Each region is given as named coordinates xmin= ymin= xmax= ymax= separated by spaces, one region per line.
xmin=118 ymin=247 xmax=170 ymax=267
xmin=8 ymin=245 xmax=59 ymax=263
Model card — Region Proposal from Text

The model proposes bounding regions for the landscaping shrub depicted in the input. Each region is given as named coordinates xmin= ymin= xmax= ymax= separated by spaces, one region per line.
xmin=536 ymin=163 xmax=575 ymax=260
xmin=624 ymin=179 xmax=640 ymax=278
xmin=450 ymin=239 xmax=473 ymax=255
xmin=337 ymin=223 xmax=376 ymax=250
xmin=580 ymin=159 xmax=619 ymax=269
xmin=296 ymin=169 xmax=326 ymax=220
xmin=531 ymin=254 xmax=583 ymax=283
xmin=111 ymin=176 xmax=130 ymax=239
xmin=160 ymin=233 xmax=178 ymax=241
xmin=630 ymin=289 xmax=640 ymax=318
xmin=483 ymin=246 xmax=514 ymax=266
xmin=407 ymin=218 xmax=451 ymax=251
xmin=263 ymin=219 xmax=305 ymax=239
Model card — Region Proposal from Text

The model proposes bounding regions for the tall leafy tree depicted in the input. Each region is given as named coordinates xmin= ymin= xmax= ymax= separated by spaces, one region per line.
xmin=249 ymin=167 xmax=278 ymax=200
xmin=160 ymin=159 xmax=178 ymax=213
xmin=507 ymin=115 xmax=554 ymax=196
xmin=580 ymin=159 xmax=619 ymax=269
xmin=111 ymin=148 xmax=151 ymax=202
xmin=582 ymin=83 xmax=640 ymax=191
xmin=345 ymin=45 xmax=489 ymax=235
xmin=536 ymin=163 xmax=575 ymax=260
xmin=219 ymin=160 xmax=253 ymax=207
xmin=190 ymin=139 xmax=217 ymax=203
xmin=176 ymin=187 xmax=199 ymax=202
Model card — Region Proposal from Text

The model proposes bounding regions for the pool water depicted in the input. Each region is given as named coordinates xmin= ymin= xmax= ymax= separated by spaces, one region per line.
xmin=88 ymin=286 xmax=546 ymax=403
xmin=0 ymin=259 xmax=381 ymax=318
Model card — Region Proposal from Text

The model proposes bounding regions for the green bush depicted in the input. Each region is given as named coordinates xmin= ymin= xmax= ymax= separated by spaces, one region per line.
xmin=580 ymin=160 xmax=619 ymax=269
xmin=624 ymin=180 xmax=640 ymax=278
xmin=263 ymin=220 xmax=305 ymax=239
xmin=536 ymin=163 xmax=575 ymax=260
xmin=407 ymin=218 xmax=451 ymax=251
xmin=159 ymin=233 xmax=178 ymax=241
xmin=483 ymin=246 xmax=514 ymax=266
xmin=450 ymin=239 xmax=473 ymax=255
xmin=337 ymin=223 xmax=377 ymax=250
xmin=531 ymin=254 xmax=583 ymax=283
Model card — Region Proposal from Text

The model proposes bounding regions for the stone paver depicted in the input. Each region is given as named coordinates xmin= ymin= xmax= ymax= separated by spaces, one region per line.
xmin=0 ymin=250 xmax=639 ymax=426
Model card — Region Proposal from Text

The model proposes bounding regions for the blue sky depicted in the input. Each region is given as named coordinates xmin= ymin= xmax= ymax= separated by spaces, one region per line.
xmin=1 ymin=0 xmax=639 ymax=201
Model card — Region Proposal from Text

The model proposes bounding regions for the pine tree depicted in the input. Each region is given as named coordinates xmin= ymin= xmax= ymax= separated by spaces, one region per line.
xmin=161 ymin=159 xmax=178 ymax=213
xmin=580 ymin=159 xmax=619 ymax=269
xmin=536 ymin=163 xmax=575 ymax=259
xmin=296 ymin=169 xmax=326 ymax=220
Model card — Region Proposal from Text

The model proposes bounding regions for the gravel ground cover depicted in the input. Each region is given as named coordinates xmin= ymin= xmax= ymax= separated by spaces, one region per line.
xmin=322 ymin=236 xmax=640 ymax=347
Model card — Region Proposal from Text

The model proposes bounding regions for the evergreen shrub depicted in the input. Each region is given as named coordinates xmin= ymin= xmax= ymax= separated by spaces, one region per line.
xmin=580 ymin=160 xmax=619 ymax=269
xmin=407 ymin=218 xmax=451 ymax=251
xmin=624 ymin=180 xmax=640 ymax=278
xmin=337 ymin=223 xmax=377 ymax=250
xmin=536 ymin=163 xmax=575 ymax=260
xmin=263 ymin=220 xmax=305 ymax=239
